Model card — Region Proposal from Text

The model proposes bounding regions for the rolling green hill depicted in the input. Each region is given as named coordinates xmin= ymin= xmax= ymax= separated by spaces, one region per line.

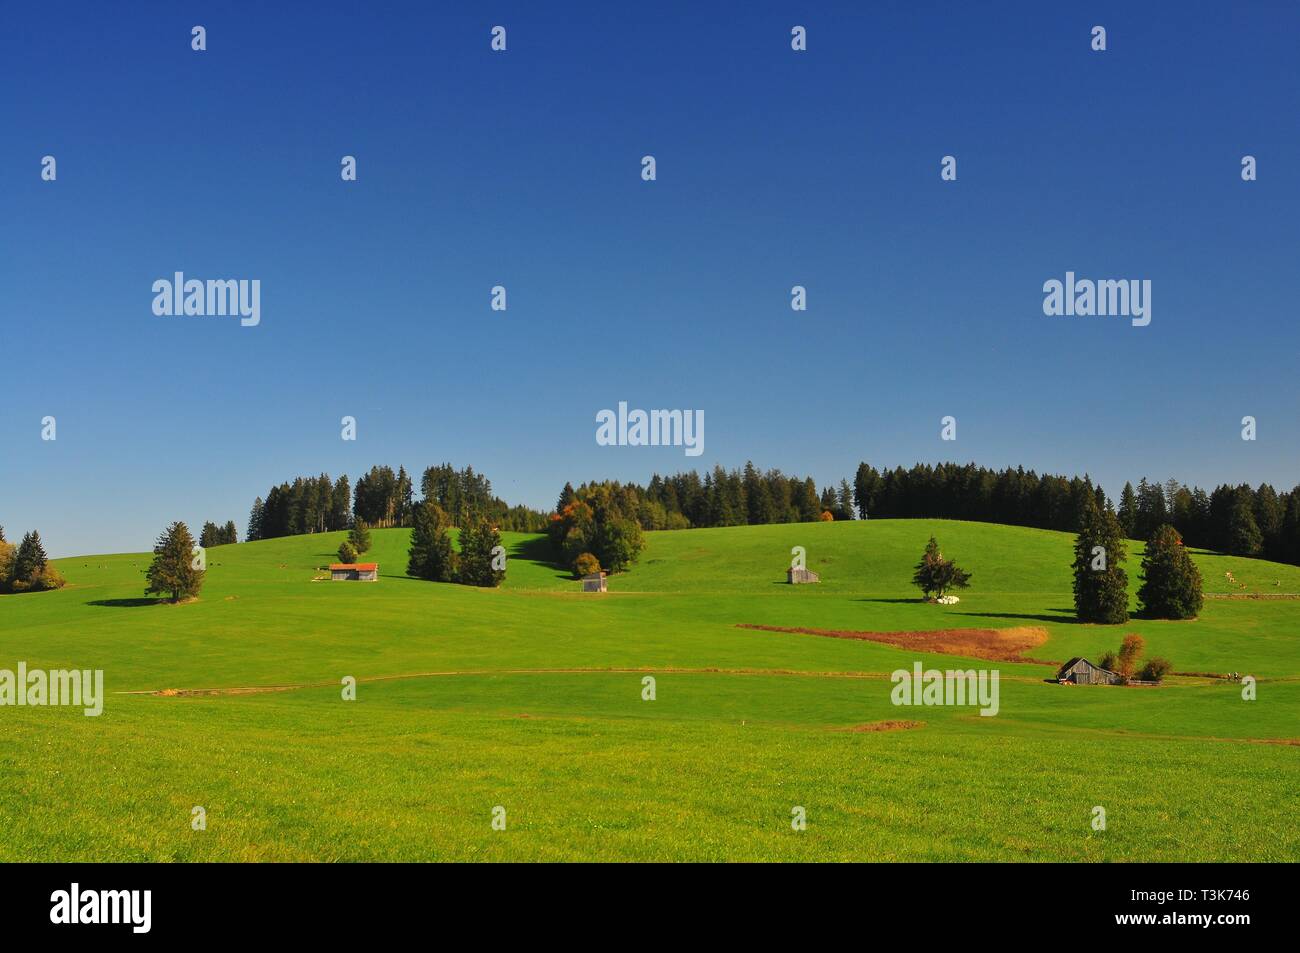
xmin=1 ymin=519 xmax=1297 ymax=861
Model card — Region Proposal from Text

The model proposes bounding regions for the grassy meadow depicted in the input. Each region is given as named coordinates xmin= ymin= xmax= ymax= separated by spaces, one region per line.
xmin=1 ymin=519 xmax=1297 ymax=861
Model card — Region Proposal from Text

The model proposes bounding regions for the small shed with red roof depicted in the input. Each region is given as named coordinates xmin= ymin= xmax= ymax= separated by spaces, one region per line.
xmin=330 ymin=563 xmax=378 ymax=582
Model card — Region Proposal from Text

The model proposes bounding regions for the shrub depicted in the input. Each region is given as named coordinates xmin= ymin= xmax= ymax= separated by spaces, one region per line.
xmin=1117 ymin=634 xmax=1145 ymax=677
xmin=1097 ymin=650 xmax=1119 ymax=672
xmin=338 ymin=540 xmax=359 ymax=564
xmin=574 ymin=552 xmax=601 ymax=578
xmin=28 ymin=565 xmax=66 ymax=592
xmin=1139 ymin=657 xmax=1172 ymax=682
xmin=819 ymin=510 xmax=834 ymax=522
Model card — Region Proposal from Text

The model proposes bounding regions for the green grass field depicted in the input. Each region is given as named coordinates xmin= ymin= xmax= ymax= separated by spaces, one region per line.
xmin=2 ymin=519 xmax=1297 ymax=861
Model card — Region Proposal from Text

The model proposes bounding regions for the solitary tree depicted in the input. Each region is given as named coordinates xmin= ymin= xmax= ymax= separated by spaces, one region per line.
xmin=912 ymin=536 xmax=972 ymax=600
xmin=1137 ymin=524 xmax=1203 ymax=620
xmin=337 ymin=540 xmax=359 ymax=564
xmin=407 ymin=502 xmax=456 ymax=582
xmin=145 ymin=521 xmax=204 ymax=602
xmin=1072 ymin=496 xmax=1130 ymax=623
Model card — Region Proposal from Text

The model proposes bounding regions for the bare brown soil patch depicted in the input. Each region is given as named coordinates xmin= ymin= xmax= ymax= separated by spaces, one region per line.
xmin=828 ymin=720 xmax=924 ymax=733
xmin=737 ymin=623 xmax=1054 ymax=663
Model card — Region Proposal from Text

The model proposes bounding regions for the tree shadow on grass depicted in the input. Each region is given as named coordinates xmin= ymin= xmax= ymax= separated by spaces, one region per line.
xmin=951 ymin=610 xmax=1083 ymax=625
xmin=86 ymin=598 xmax=165 ymax=608
xmin=513 ymin=535 xmax=573 ymax=581
xmin=855 ymin=597 xmax=926 ymax=604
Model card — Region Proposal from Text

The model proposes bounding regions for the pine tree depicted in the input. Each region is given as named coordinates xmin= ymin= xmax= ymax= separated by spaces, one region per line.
xmin=407 ymin=502 xmax=456 ymax=582
xmin=1137 ymin=524 xmax=1203 ymax=620
xmin=1072 ymin=496 xmax=1130 ymax=624
xmin=223 ymin=520 xmax=238 ymax=545
xmin=144 ymin=522 xmax=204 ymax=602
xmin=199 ymin=521 xmax=219 ymax=549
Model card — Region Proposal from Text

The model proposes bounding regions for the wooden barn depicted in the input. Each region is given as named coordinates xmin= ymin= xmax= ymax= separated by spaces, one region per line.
xmin=1056 ymin=657 xmax=1123 ymax=685
xmin=582 ymin=571 xmax=607 ymax=593
xmin=330 ymin=562 xmax=379 ymax=582
xmin=787 ymin=567 xmax=820 ymax=584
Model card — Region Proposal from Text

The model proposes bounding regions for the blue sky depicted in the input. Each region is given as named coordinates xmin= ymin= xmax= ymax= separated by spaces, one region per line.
xmin=3 ymin=2 xmax=1298 ymax=556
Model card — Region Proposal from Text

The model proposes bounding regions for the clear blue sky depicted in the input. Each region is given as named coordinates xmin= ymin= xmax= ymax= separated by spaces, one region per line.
xmin=4 ymin=2 xmax=1298 ymax=557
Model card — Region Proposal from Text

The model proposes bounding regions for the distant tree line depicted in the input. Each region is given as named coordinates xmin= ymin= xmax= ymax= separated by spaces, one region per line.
xmin=852 ymin=462 xmax=1106 ymax=531
xmin=248 ymin=473 xmax=352 ymax=540
xmin=247 ymin=464 xmax=548 ymax=543
xmin=1116 ymin=477 xmax=1300 ymax=563
xmin=0 ymin=526 xmax=65 ymax=593
xmin=849 ymin=462 xmax=1300 ymax=568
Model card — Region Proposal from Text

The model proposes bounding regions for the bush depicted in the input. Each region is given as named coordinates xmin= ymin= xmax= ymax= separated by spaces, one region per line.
xmin=1139 ymin=657 xmax=1172 ymax=682
xmin=574 ymin=552 xmax=601 ymax=578
xmin=819 ymin=510 xmax=834 ymax=522
xmin=1097 ymin=650 xmax=1118 ymax=672
xmin=29 ymin=565 xmax=66 ymax=592
xmin=338 ymin=540 xmax=358 ymax=564
xmin=1117 ymin=634 xmax=1145 ymax=677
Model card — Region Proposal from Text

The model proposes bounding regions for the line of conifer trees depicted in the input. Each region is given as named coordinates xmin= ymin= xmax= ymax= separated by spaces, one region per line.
xmin=232 ymin=457 xmax=1300 ymax=570
xmin=198 ymin=521 xmax=238 ymax=548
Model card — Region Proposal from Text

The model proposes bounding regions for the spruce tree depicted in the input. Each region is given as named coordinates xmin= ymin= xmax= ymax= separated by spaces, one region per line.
xmin=407 ymin=502 xmax=456 ymax=582
xmin=13 ymin=531 xmax=49 ymax=584
xmin=144 ymin=522 xmax=204 ymax=602
xmin=1117 ymin=482 xmax=1138 ymax=538
xmin=1072 ymin=496 xmax=1130 ymax=623
xmin=457 ymin=513 xmax=505 ymax=587
xmin=1226 ymin=491 xmax=1263 ymax=556
xmin=1137 ymin=524 xmax=1203 ymax=620
xmin=247 ymin=497 xmax=264 ymax=542
xmin=912 ymin=536 xmax=972 ymax=600
xmin=349 ymin=519 xmax=372 ymax=555
xmin=223 ymin=520 xmax=238 ymax=545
